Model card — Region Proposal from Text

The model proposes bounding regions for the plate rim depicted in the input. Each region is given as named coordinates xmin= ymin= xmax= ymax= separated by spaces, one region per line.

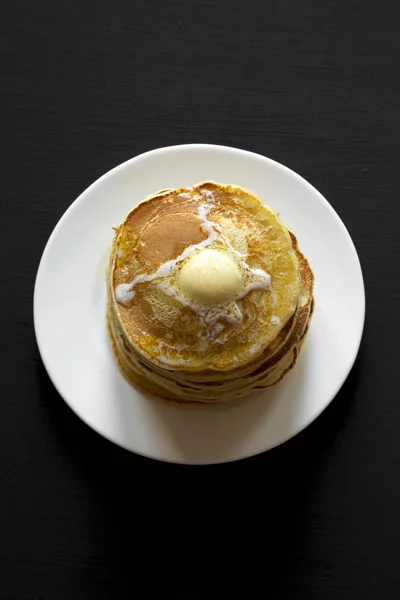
xmin=33 ymin=143 xmax=366 ymax=464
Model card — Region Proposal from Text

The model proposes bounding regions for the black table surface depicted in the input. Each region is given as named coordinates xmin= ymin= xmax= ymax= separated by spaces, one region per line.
xmin=2 ymin=0 xmax=400 ymax=598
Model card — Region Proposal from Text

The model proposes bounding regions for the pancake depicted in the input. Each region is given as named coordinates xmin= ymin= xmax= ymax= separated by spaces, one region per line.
xmin=106 ymin=181 xmax=314 ymax=403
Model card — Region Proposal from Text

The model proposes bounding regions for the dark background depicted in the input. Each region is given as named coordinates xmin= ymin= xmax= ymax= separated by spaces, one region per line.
xmin=1 ymin=0 xmax=399 ymax=598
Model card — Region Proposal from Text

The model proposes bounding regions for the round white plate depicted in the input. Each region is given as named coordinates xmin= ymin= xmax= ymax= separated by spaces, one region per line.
xmin=34 ymin=144 xmax=365 ymax=464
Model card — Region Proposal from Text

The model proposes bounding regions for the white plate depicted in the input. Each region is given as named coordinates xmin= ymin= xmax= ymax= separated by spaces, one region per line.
xmin=34 ymin=144 xmax=365 ymax=464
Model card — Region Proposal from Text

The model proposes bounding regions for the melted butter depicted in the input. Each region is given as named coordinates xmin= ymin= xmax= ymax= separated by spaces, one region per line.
xmin=178 ymin=249 xmax=243 ymax=304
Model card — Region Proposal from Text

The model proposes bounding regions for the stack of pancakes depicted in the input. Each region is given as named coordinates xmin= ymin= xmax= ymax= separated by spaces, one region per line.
xmin=106 ymin=181 xmax=314 ymax=403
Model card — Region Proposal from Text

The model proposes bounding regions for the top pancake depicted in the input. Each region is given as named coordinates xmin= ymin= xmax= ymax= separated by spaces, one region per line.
xmin=110 ymin=181 xmax=301 ymax=371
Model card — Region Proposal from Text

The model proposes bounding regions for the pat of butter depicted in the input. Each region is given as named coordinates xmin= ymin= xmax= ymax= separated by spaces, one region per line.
xmin=178 ymin=249 xmax=242 ymax=304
